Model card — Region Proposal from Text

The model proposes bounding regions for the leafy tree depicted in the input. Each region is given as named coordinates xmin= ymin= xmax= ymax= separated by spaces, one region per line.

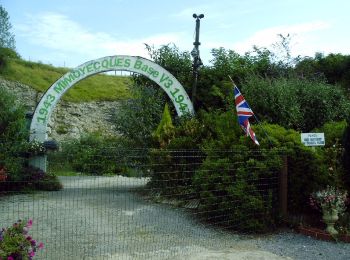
xmin=195 ymin=44 xmax=293 ymax=112
xmin=152 ymin=103 xmax=175 ymax=148
xmin=0 ymin=5 xmax=16 ymax=50
xmin=144 ymin=43 xmax=193 ymax=93
xmin=295 ymin=53 xmax=350 ymax=95
xmin=111 ymin=84 xmax=165 ymax=147
xmin=241 ymin=74 xmax=350 ymax=131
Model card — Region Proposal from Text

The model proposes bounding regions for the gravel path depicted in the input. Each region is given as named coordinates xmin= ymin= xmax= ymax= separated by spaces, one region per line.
xmin=1 ymin=176 xmax=349 ymax=259
xmin=252 ymin=231 xmax=350 ymax=260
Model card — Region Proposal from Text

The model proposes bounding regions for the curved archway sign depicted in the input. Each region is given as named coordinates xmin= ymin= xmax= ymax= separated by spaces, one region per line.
xmin=29 ymin=55 xmax=194 ymax=171
xmin=30 ymin=55 xmax=194 ymax=142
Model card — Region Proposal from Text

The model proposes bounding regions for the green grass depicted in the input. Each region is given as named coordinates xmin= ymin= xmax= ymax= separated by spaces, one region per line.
xmin=1 ymin=58 xmax=132 ymax=102
xmin=53 ymin=170 xmax=84 ymax=176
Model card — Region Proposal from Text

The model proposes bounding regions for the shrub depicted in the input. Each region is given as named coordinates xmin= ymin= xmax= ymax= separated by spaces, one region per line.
xmin=193 ymin=147 xmax=281 ymax=233
xmin=313 ymin=121 xmax=347 ymax=189
xmin=343 ymin=118 xmax=350 ymax=191
xmin=0 ymin=47 xmax=20 ymax=73
xmin=35 ymin=173 xmax=63 ymax=191
xmin=111 ymin=84 xmax=165 ymax=147
xmin=51 ymin=133 xmax=138 ymax=176
xmin=149 ymin=110 xmax=282 ymax=232
xmin=313 ymin=120 xmax=347 ymax=147
xmin=21 ymin=166 xmax=62 ymax=191
xmin=152 ymin=103 xmax=175 ymax=148
xmin=0 ymin=219 xmax=44 ymax=259
xmin=148 ymin=114 xmax=206 ymax=198
xmin=242 ymin=75 xmax=350 ymax=132
xmin=192 ymin=112 xmax=339 ymax=231
xmin=0 ymin=166 xmax=63 ymax=192
xmin=0 ymin=87 xmax=27 ymax=180
xmin=257 ymin=123 xmax=337 ymax=213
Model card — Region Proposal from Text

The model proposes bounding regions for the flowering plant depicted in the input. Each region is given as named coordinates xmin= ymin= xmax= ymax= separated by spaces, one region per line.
xmin=0 ymin=219 xmax=43 ymax=260
xmin=0 ymin=167 xmax=6 ymax=182
xmin=310 ymin=186 xmax=348 ymax=214
xmin=26 ymin=140 xmax=46 ymax=156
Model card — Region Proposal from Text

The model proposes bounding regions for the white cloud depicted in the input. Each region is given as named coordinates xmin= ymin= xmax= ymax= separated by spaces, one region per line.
xmin=16 ymin=12 xmax=346 ymax=68
xmin=16 ymin=12 xmax=186 ymax=67
xmin=231 ymin=21 xmax=332 ymax=57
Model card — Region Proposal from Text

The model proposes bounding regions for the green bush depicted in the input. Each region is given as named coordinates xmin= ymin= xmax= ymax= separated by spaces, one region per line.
xmin=257 ymin=123 xmax=340 ymax=213
xmin=51 ymin=133 xmax=138 ymax=176
xmin=193 ymin=146 xmax=281 ymax=232
xmin=313 ymin=120 xmax=347 ymax=147
xmin=0 ymin=87 xmax=27 ymax=180
xmin=152 ymin=103 xmax=175 ymax=148
xmin=194 ymin=162 xmax=276 ymax=232
xmin=148 ymin=114 xmax=206 ymax=198
xmin=313 ymin=121 xmax=347 ymax=188
xmin=149 ymin=110 xmax=281 ymax=232
xmin=0 ymin=87 xmax=63 ymax=190
xmin=192 ymin=112 xmax=339 ymax=231
xmin=242 ymin=75 xmax=350 ymax=132
xmin=0 ymin=166 xmax=63 ymax=192
xmin=22 ymin=166 xmax=62 ymax=191
xmin=35 ymin=173 xmax=63 ymax=191
xmin=111 ymin=84 xmax=165 ymax=147
xmin=147 ymin=106 xmax=343 ymax=231
xmin=343 ymin=118 xmax=350 ymax=191
xmin=0 ymin=47 xmax=19 ymax=73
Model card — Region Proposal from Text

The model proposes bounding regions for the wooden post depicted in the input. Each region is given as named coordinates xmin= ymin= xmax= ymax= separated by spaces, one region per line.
xmin=279 ymin=155 xmax=288 ymax=219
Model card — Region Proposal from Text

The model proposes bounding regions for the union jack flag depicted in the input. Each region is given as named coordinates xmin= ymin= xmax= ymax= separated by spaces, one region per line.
xmin=234 ymin=84 xmax=259 ymax=145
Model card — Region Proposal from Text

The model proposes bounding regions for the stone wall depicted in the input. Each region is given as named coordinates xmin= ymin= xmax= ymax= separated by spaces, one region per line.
xmin=0 ymin=78 xmax=120 ymax=141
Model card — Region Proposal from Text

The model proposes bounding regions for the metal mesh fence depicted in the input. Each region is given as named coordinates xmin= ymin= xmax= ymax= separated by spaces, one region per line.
xmin=1 ymin=145 xmax=282 ymax=259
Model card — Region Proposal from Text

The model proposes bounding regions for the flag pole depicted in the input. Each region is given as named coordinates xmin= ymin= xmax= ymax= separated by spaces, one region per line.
xmin=228 ymin=76 xmax=273 ymax=146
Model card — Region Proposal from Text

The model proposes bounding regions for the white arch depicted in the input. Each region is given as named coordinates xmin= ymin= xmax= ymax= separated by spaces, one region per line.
xmin=30 ymin=55 xmax=194 ymax=142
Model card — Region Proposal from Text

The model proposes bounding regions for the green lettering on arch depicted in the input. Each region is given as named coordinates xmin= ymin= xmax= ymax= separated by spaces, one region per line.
xmin=62 ymin=73 xmax=76 ymax=87
xmin=54 ymin=80 xmax=67 ymax=94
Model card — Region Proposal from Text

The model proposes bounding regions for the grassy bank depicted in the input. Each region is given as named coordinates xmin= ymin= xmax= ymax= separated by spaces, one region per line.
xmin=1 ymin=59 xmax=132 ymax=102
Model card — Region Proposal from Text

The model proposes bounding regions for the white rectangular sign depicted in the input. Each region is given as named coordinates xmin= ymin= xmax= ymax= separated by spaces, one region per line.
xmin=301 ymin=133 xmax=325 ymax=146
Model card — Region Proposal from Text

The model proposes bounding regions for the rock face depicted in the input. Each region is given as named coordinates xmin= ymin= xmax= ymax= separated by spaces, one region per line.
xmin=0 ymin=78 xmax=120 ymax=141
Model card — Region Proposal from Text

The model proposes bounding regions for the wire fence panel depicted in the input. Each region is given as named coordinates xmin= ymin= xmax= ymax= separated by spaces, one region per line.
xmin=1 ymin=146 xmax=282 ymax=259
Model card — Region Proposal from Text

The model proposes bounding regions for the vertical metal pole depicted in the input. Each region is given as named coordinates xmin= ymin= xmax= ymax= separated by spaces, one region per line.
xmin=191 ymin=14 xmax=204 ymax=109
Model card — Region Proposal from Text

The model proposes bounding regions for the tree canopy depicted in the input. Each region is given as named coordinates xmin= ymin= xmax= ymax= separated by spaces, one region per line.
xmin=0 ymin=5 xmax=16 ymax=50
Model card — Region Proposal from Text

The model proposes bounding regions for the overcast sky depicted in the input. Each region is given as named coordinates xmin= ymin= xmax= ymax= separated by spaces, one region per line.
xmin=2 ymin=0 xmax=349 ymax=68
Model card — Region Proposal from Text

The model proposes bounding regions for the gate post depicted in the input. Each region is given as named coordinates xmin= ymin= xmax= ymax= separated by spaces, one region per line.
xmin=26 ymin=112 xmax=48 ymax=172
xmin=279 ymin=155 xmax=288 ymax=219
xmin=29 ymin=155 xmax=47 ymax=172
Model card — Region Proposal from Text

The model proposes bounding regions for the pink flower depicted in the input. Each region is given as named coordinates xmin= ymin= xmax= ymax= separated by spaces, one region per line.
xmin=38 ymin=242 xmax=44 ymax=249
xmin=29 ymin=251 xmax=35 ymax=257
xmin=26 ymin=219 xmax=33 ymax=228
xmin=7 ymin=257 xmax=14 ymax=260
